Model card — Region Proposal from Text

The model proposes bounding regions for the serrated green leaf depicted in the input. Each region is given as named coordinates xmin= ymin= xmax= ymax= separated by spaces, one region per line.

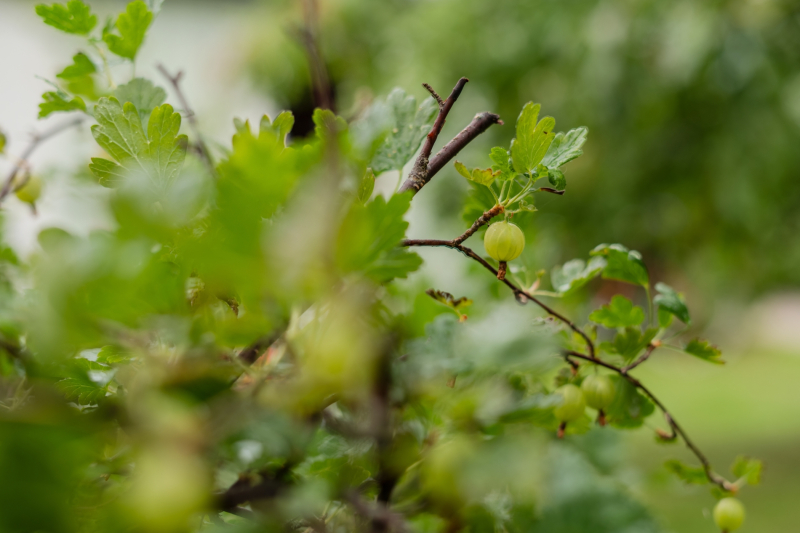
xmin=113 ymin=78 xmax=166 ymax=119
xmin=601 ymin=327 xmax=657 ymax=362
xmin=654 ymin=282 xmax=691 ymax=325
xmin=90 ymin=97 xmax=187 ymax=190
xmin=489 ymin=146 xmax=515 ymax=181
xmin=454 ymin=161 xmax=498 ymax=186
xmin=605 ymin=375 xmax=655 ymax=428
xmin=510 ymin=102 xmax=556 ymax=175
xmin=684 ymin=338 xmax=724 ymax=364
xmin=462 ymin=181 xmax=501 ymax=229
xmin=336 ymin=193 xmax=421 ymax=282
xmin=590 ymin=295 xmax=645 ymax=328
xmin=103 ymin=1 xmax=152 ymax=60
xmin=313 ymin=108 xmax=348 ymax=141
xmin=426 ymin=289 xmax=472 ymax=312
xmin=57 ymin=378 xmax=107 ymax=404
xmin=260 ymin=111 xmax=294 ymax=147
xmin=35 ymin=0 xmax=97 ymax=35
xmin=56 ymin=52 xmax=96 ymax=79
xmin=96 ymin=345 xmax=131 ymax=365
xmin=590 ymin=243 xmax=649 ymax=287
xmin=370 ymin=88 xmax=438 ymax=174
xmin=541 ymin=126 xmax=588 ymax=169
xmin=39 ymin=91 xmax=85 ymax=118
xmin=731 ymin=456 xmax=762 ymax=486
xmin=88 ymin=157 xmax=126 ymax=188
xmin=550 ymin=256 xmax=606 ymax=294
xmin=665 ymin=459 xmax=709 ymax=485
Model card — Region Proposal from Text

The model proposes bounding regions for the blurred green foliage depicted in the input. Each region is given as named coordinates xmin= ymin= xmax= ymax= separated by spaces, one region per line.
xmin=248 ymin=0 xmax=800 ymax=299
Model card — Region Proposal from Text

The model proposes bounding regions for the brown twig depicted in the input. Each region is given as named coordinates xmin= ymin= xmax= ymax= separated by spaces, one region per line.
xmin=621 ymin=341 xmax=659 ymax=374
xmin=0 ymin=117 xmax=84 ymax=203
xmin=295 ymin=0 xmax=334 ymax=111
xmin=564 ymin=350 xmax=733 ymax=491
xmin=156 ymin=64 xmax=217 ymax=178
xmin=399 ymin=78 xmax=502 ymax=195
xmin=401 ymin=238 xmax=595 ymax=359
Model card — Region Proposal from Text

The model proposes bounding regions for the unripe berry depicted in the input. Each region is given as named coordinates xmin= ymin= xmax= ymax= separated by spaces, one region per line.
xmin=554 ymin=384 xmax=585 ymax=422
xmin=484 ymin=221 xmax=525 ymax=262
xmin=581 ymin=374 xmax=615 ymax=410
xmin=14 ymin=175 xmax=42 ymax=204
xmin=713 ymin=497 xmax=745 ymax=532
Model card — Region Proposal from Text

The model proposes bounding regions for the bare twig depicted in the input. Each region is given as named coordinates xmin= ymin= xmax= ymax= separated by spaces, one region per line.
xmin=564 ymin=350 xmax=734 ymax=492
xmin=621 ymin=341 xmax=659 ymax=374
xmin=156 ymin=64 xmax=217 ymax=178
xmin=399 ymin=78 xmax=502 ymax=195
xmin=294 ymin=0 xmax=334 ymax=111
xmin=0 ymin=117 xmax=84 ymax=203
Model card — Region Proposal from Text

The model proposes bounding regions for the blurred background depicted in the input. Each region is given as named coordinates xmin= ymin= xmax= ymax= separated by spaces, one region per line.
xmin=2 ymin=0 xmax=800 ymax=530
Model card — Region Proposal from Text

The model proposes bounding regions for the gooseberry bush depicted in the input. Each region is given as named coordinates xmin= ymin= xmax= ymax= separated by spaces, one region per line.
xmin=0 ymin=1 xmax=762 ymax=532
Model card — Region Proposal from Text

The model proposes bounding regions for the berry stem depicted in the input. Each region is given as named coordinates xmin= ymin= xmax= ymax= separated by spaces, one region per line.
xmin=497 ymin=261 xmax=507 ymax=280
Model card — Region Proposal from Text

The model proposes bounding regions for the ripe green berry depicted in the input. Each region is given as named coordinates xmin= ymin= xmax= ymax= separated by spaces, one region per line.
xmin=14 ymin=175 xmax=42 ymax=204
xmin=554 ymin=384 xmax=585 ymax=422
xmin=581 ymin=374 xmax=615 ymax=410
xmin=484 ymin=221 xmax=525 ymax=262
xmin=713 ymin=497 xmax=745 ymax=532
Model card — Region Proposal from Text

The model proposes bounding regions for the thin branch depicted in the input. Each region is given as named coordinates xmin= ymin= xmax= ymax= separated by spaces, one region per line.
xmin=0 ymin=117 xmax=84 ymax=203
xmin=621 ymin=341 xmax=659 ymax=374
xmin=294 ymin=0 xmax=334 ymax=111
xmin=399 ymin=78 xmax=502 ymax=195
xmin=401 ymin=238 xmax=595 ymax=359
xmin=156 ymin=64 xmax=217 ymax=178
xmin=537 ymin=187 xmax=565 ymax=196
xmin=564 ymin=350 xmax=734 ymax=491
xmin=452 ymin=204 xmax=504 ymax=245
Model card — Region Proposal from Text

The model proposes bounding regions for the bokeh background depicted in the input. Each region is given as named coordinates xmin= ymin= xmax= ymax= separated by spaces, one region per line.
xmin=2 ymin=0 xmax=800 ymax=530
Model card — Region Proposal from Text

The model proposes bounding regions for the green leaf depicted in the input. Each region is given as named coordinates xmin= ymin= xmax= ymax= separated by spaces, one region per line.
xmin=39 ymin=91 xmax=85 ymax=118
xmin=551 ymin=256 xmax=606 ymax=294
xmin=731 ymin=456 xmax=762 ymax=486
xmin=370 ymin=88 xmax=438 ymax=173
xmin=90 ymin=97 xmax=187 ymax=190
xmin=547 ymin=168 xmax=566 ymax=190
xmin=665 ymin=459 xmax=709 ymax=485
xmin=653 ymin=282 xmax=691 ymax=325
xmin=589 ymin=295 xmax=645 ymax=328
xmin=357 ymin=168 xmax=375 ymax=204
xmin=684 ymin=338 xmax=724 ymax=364
xmin=489 ymin=147 xmax=515 ymax=181
xmin=541 ymin=126 xmax=588 ymax=169
xmin=35 ymin=0 xmax=97 ymax=35
xmin=426 ymin=289 xmax=472 ymax=319
xmin=313 ymin=108 xmax=348 ymax=141
xmin=462 ymin=181 xmax=501 ymax=228
xmin=336 ymin=193 xmax=421 ymax=282
xmin=510 ymin=102 xmax=556 ymax=175
xmin=113 ymin=78 xmax=166 ymax=119
xmin=57 ymin=358 xmax=110 ymax=404
xmin=260 ymin=111 xmax=295 ymax=147
xmin=0 ymin=130 xmax=5 ymax=154
xmin=454 ymin=161 xmax=498 ymax=186
xmin=601 ymin=327 xmax=657 ymax=362
xmin=605 ymin=375 xmax=655 ymax=428
xmin=96 ymin=345 xmax=131 ymax=365
xmin=590 ymin=243 xmax=649 ymax=288
xmin=658 ymin=307 xmax=674 ymax=328
xmin=56 ymin=52 xmax=96 ymax=79
xmin=103 ymin=1 xmax=153 ymax=60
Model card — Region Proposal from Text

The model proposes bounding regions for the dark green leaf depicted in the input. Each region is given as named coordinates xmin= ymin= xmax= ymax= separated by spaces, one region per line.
xmin=590 ymin=243 xmax=649 ymax=287
xmin=589 ymin=295 xmax=645 ymax=328
xmin=541 ymin=126 xmax=588 ymax=169
xmin=605 ymin=375 xmax=655 ymax=428
xmin=664 ymin=459 xmax=709 ymax=485
xmin=462 ymin=181 xmax=501 ymax=229
xmin=103 ymin=1 xmax=153 ymax=60
xmin=370 ymin=88 xmax=437 ymax=173
xmin=684 ymin=338 xmax=724 ymax=364
xmin=547 ymin=168 xmax=566 ymax=190
xmin=510 ymin=102 xmax=556 ymax=175
xmin=653 ymin=282 xmax=691 ymax=325
xmin=601 ymin=327 xmax=657 ymax=362
xmin=35 ymin=0 xmax=96 ymax=35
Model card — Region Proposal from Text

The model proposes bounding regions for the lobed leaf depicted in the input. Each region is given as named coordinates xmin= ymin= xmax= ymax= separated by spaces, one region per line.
xmin=684 ymin=338 xmax=724 ymax=364
xmin=541 ymin=126 xmax=588 ymax=169
xmin=551 ymin=256 xmax=606 ymax=294
xmin=510 ymin=102 xmax=556 ymax=175
xmin=56 ymin=52 xmax=96 ymax=79
xmin=590 ymin=243 xmax=649 ymax=288
xmin=731 ymin=456 xmax=762 ymax=486
xmin=589 ymin=295 xmax=645 ymax=328
xmin=489 ymin=146 xmax=515 ymax=181
xmin=39 ymin=91 xmax=85 ymax=118
xmin=35 ymin=0 xmax=96 ymax=35
xmin=454 ymin=161 xmax=498 ymax=186
xmin=113 ymin=78 xmax=167 ymax=119
xmin=103 ymin=1 xmax=153 ymax=60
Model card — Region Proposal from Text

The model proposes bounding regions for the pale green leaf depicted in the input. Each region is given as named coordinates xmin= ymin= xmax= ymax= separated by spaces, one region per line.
xmin=56 ymin=52 xmax=96 ymax=79
xmin=370 ymin=88 xmax=438 ymax=173
xmin=35 ymin=0 xmax=96 ymax=35
xmin=684 ymin=338 xmax=724 ymax=364
xmin=113 ymin=78 xmax=166 ymax=119
xmin=510 ymin=102 xmax=556 ymax=175
xmin=103 ymin=1 xmax=153 ymax=60
xmin=590 ymin=243 xmax=649 ymax=287
xmin=551 ymin=256 xmax=606 ymax=294
xmin=589 ymin=295 xmax=645 ymax=328
xmin=39 ymin=91 xmax=85 ymax=118
xmin=665 ymin=459 xmax=709 ymax=485
xmin=731 ymin=456 xmax=762 ymax=486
